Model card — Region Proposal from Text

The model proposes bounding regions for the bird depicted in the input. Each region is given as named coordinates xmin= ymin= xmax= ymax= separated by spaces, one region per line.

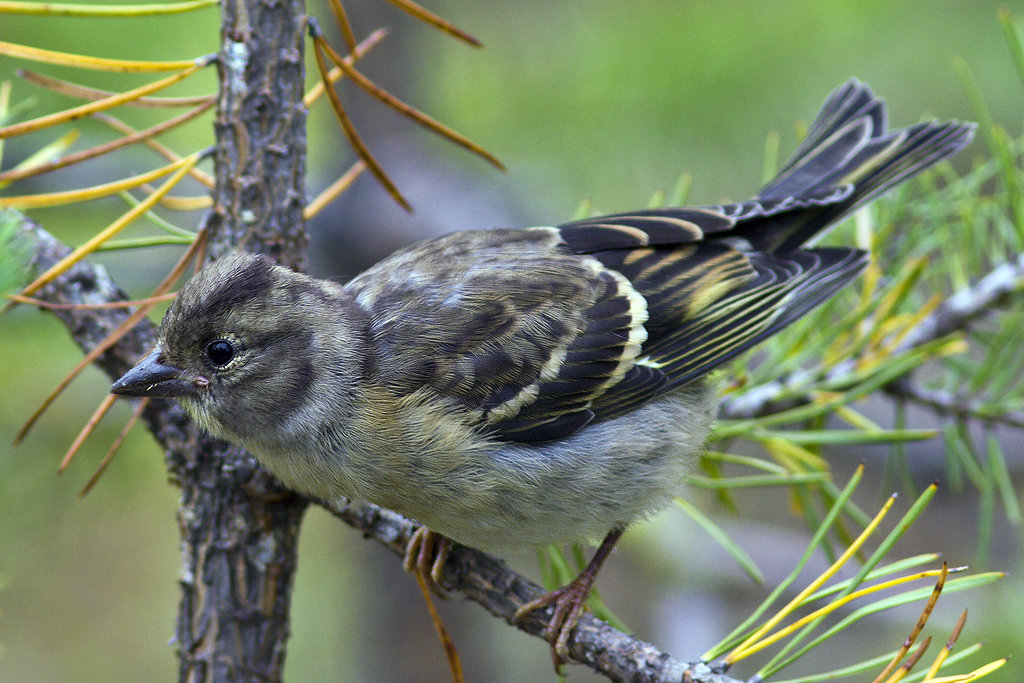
xmin=111 ymin=79 xmax=975 ymax=669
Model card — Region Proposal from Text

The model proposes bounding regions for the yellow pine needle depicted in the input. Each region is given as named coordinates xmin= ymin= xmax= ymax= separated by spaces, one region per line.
xmin=311 ymin=32 xmax=411 ymax=212
xmin=154 ymin=193 xmax=212 ymax=210
xmin=92 ymin=111 xmax=215 ymax=188
xmin=924 ymin=609 xmax=968 ymax=680
xmin=760 ymin=437 xmax=828 ymax=471
xmin=878 ymin=294 xmax=943 ymax=356
xmin=725 ymin=491 xmax=898 ymax=665
xmin=872 ymin=563 xmax=949 ymax=683
xmin=317 ymin=37 xmax=504 ymax=170
xmin=325 ymin=0 xmax=358 ymax=51
xmin=304 ymin=159 xmax=366 ymax=219
xmin=729 ymin=569 xmax=952 ymax=662
xmin=0 ymin=0 xmax=216 ymax=15
xmin=0 ymin=128 xmax=79 ymax=188
xmin=868 ymin=313 xmax=921 ymax=349
xmin=79 ymin=397 xmax=148 ymax=497
xmin=19 ymin=69 xmax=214 ymax=107
xmin=381 ymin=0 xmax=481 ymax=47
xmin=0 ymin=59 xmax=210 ymax=139
xmin=926 ymin=659 xmax=1007 ymax=683
xmin=0 ymin=101 xmax=213 ymax=184
xmin=413 ymin=570 xmax=465 ymax=683
xmin=834 ymin=404 xmax=882 ymax=431
xmin=59 ymin=393 xmax=117 ymax=472
xmin=0 ymin=39 xmax=202 ymax=71
xmin=5 ymin=291 xmax=178 ymax=309
xmin=1 ymin=153 xmax=196 ymax=209
xmin=871 ymin=256 xmax=928 ymax=326
xmin=13 ymin=152 xmax=199 ymax=301
xmin=304 ymin=27 xmax=389 ymax=107
xmin=14 ymin=229 xmax=205 ymax=444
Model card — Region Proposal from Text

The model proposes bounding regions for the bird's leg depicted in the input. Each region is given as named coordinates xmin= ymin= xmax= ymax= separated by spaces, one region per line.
xmin=514 ymin=527 xmax=624 ymax=670
xmin=403 ymin=526 xmax=454 ymax=596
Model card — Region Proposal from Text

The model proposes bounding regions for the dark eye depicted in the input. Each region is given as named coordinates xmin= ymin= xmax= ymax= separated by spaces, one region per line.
xmin=206 ymin=340 xmax=235 ymax=367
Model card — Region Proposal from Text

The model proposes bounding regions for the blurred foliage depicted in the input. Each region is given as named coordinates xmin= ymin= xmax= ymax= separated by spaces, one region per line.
xmin=2 ymin=1 xmax=1023 ymax=683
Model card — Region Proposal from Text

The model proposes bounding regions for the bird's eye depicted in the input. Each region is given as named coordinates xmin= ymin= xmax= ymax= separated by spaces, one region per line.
xmin=206 ymin=339 xmax=235 ymax=367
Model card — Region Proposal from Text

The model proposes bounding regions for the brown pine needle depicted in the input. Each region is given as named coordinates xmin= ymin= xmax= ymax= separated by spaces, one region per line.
xmin=0 ymin=39 xmax=202 ymax=72
xmin=303 ymin=27 xmax=389 ymax=108
xmin=93 ymin=111 xmax=216 ymax=188
xmin=318 ymin=38 xmax=504 ymax=170
xmin=888 ymin=637 xmax=932 ymax=683
xmin=381 ymin=0 xmax=481 ymax=47
xmin=325 ymin=0 xmax=357 ymax=52
xmin=311 ymin=29 xmax=411 ymax=212
xmin=59 ymin=393 xmax=117 ymax=472
xmin=5 ymin=291 xmax=178 ymax=310
xmin=304 ymin=159 xmax=366 ymax=219
xmin=0 ymin=58 xmax=212 ymax=139
xmin=79 ymin=397 xmax=148 ymax=497
xmin=872 ymin=562 xmax=949 ymax=683
xmin=192 ymin=226 xmax=209 ymax=270
xmin=413 ymin=570 xmax=465 ymax=683
xmin=0 ymin=100 xmax=214 ymax=184
xmin=17 ymin=69 xmax=215 ymax=108
xmin=13 ymin=229 xmax=206 ymax=445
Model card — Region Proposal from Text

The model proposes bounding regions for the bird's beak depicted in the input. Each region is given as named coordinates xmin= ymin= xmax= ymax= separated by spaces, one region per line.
xmin=111 ymin=348 xmax=199 ymax=398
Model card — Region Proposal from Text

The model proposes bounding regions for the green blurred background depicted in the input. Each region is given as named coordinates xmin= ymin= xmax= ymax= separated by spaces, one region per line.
xmin=1 ymin=1 xmax=1022 ymax=681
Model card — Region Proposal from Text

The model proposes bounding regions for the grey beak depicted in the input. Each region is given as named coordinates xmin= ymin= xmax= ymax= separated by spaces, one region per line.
xmin=111 ymin=349 xmax=197 ymax=398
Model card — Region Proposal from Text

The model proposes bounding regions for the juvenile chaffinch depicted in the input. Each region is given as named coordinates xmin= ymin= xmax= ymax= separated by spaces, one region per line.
xmin=112 ymin=79 xmax=974 ymax=668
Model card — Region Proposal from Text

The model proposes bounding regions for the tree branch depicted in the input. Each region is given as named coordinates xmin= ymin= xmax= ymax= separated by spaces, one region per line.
xmin=884 ymin=378 xmax=1024 ymax=428
xmin=15 ymin=214 xmax=741 ymax=683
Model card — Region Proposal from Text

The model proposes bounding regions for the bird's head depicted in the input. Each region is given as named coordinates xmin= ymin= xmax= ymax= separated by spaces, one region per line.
xmin=111 ymin=253 xmax=329 ymax=444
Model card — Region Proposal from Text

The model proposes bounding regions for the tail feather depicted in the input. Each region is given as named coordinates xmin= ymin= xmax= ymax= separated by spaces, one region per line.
xmin=746 ymin=79 xmax=975 ymax=252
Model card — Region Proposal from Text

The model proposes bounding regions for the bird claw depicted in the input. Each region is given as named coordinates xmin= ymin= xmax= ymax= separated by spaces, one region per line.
xmin=403 ymin=526 xmax=453 ymax=597
xmin=514 ymin=578 xmax=592 ymax=672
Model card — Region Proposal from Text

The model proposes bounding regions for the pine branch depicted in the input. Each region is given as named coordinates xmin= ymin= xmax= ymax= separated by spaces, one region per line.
xmin=894 ymin=250 xmax=1024 ymax=353
xmin=884 ymin=379 xmax=1024 ymax=428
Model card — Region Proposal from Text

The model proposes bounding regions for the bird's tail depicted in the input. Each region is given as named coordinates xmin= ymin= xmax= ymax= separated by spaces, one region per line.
xmin=750 ymin=79 xmax=975 ymax=252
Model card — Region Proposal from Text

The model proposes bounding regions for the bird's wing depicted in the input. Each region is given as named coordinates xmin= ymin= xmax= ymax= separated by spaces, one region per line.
xmin=346 ymin=218 xmax=864 ymax=443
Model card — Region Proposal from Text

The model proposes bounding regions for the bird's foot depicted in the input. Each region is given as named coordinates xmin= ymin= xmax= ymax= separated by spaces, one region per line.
xmin=514 ymin=529 xmax=624 ymax=671
xmin=514 ymin=572 xmax=595 ymax=672
xmin=403 ymin=526 xmax=454 ymax=597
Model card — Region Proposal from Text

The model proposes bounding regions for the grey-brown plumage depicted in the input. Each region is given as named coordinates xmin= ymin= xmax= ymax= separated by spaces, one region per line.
xmin=111 ymin=79 xmax=975 ymax=667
